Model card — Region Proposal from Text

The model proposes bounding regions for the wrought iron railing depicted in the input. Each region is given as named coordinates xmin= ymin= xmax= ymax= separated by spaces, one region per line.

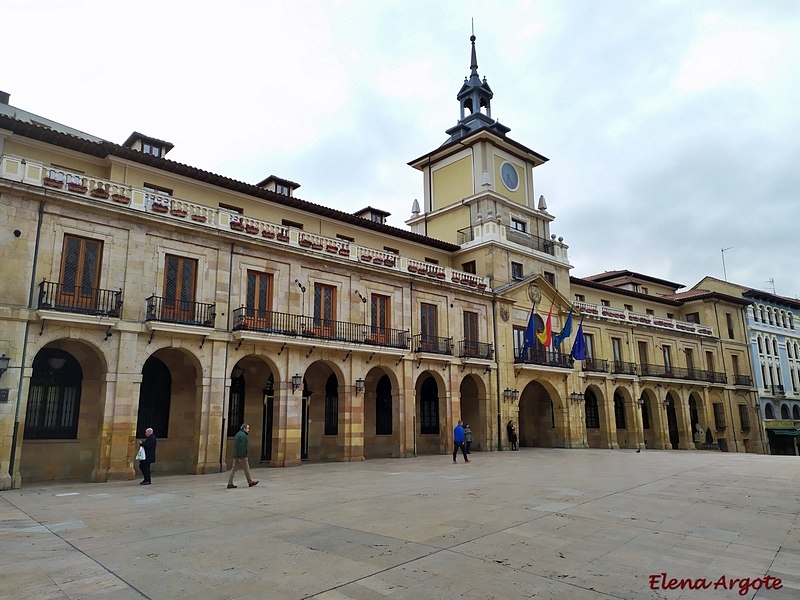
xmin=734 ymin=374 xmax=753 ymax=387
xmin=458 ymin=340 xmax=493 ymax=360
xmin=146 ymin=295 xmax=216 ymax=327
xmin=706 ymin=371 xmax=728 ymax=385
xmin=506 ymin=228 xmax=555 ymax=256
xmin=38 ymin=280 xmax=122 ymax=317
xmin=770 ymin=384 xmax=785 ymax=396
xmin=515 ymin=348 xmax=573 ymax=368
xmin=611 ymin=360 xmax=637 ymax=375
xmin=412 ymin=334 xmax=453 ymax=355
xmin=232 ymin=308 xmax=409 ymax=348
xmin=583 ymin=357 xmax=609 ymax=373
xmin=457 ymin=226 xmax=474 ymax=245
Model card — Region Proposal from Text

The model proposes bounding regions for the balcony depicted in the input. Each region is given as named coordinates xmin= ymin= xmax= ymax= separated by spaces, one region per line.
xmin=458 ymin=340 xmax=493 ymax=360
xmin=232 ymin=308 xmax=410 ymax=348
xmin=515 ymin=348 xmax=573 ymax=369
xmin=770 ymin=384 xmax=786 ymax=397
xmin=457 ymin=226 xmax=474 ymax=244
xmin=506 ymin=228 xmax=556 ymax=256
xmin=413 ymin=334 xmax=453 ymax=355
xmin=611 ymin=360 xmax=637 ymax=375
xmin=734 ymin=374 xmax=753 ymax=387
xmin=706 ymin=371 xmax=727 ymax=385
xmin=583 ymin=357 xmax=609 ymax=373
xmin=146 ymin=296 xmax=216 ymax=327
xmin=573 ymin=301 xmax=715 ymax=337
xmin=1 ymin=155 xmax=492 ymax=292
xmin=38 ymin=281 xmax=122 ymax=317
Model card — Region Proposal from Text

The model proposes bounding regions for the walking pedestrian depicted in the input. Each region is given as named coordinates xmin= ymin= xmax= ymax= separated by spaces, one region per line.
xmin=464 ymin=423 xmax=473 ymax=454
xmin=139 ymin=427 xmax=157 ymax=485
xmin=227 ymin=423 xmax=259 ymax=489
xmin=507 ymin=420 xmax=518 ymax=451
xmin=453 ymin=420 xmax=470 ymax=463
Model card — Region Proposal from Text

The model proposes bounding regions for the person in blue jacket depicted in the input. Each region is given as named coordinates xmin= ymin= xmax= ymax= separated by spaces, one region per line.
xmin=453 ymin=420 xmax=470 ymax=464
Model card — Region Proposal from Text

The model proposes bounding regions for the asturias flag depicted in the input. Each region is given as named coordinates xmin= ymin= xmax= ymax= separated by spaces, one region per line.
xmin=570 ymin=318 xmax=586 ymax=360
xmin=552 ymin=309 xmax=573 ymax=348
xmin=536 ymin=304 xmax=553 ymax=346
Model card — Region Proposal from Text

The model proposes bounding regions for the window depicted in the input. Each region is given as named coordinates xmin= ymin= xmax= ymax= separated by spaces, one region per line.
xmin=420 ymin=377 xmax=439 ymax=434
xmin=420 ymin=303 xmax=438 ymax=350
xmin=24 ymin=349 xmax=82 ymax=439
xmin=585 ymin=391 xmax=599 ymax=429
xmin=227 ymin=372 xmax=245 ymax=437
xmin=774 ymin=339 xmax=779 ymax=355
xmin=324 ymin=374 xmax=338 ymax=436
xmin=313 ymin=283 xmax=336 ymax=334
xmin=375 ymin=375 xmax=392 ymax=435
xmin=686 ymin=312 xmax=700 ymax=324
xmin=584 ymin=333 xmax=595 ymax=360
xmin=59 ymin=235 xmax=102 ymax=311
xmin=462 ymin=260 xmax=476 ymax=274
xmin=424 ymin=257 xmax=439 ymax=265
xmin=758 ymin=337 xmax=764 ymax=354
xmin=738 ymin=405 xmax=750 ymax=431
xmin=276 ymin=184 xmax=289 ymax=195
xmin=511 ymin=262 xmax=523 ymax=280
xmin=685 ymin=348 xmax=694 ymax=374
xmin=726 ymin=313 xmax=735 ymax=339
xmin=611 ymin=338 xmax=623 ymax=366
xmin=731 ymin=354 xmax=740 ymax=376
xmin=544 ymin=271 xmax=555 ymax=286
xmin=246 ymin=271 xmax=273 ymax=323
xmin=601 ymin=299 xmax=611 ymax=307
xmin=370 ymin=294 xmax=391 ymax=342
xmin=646 ymin=308 xmax=655 ymax=315
xmin=713 ymin=403 xmax=726 ymax=430
xmin=511 ymin=218 xmax=526 ymax=232
xmin=383 ymin=246 xmax=399 ymax=254
xmin=764 ymin=403 xmax=775 ymax=419
xmin=282 ymin=218 xmax=303 ymax=230
xmin=641 ymin=287 xmax=649 ymax=295
xmin=666 ymin=313 xmax=674 ymax=319
xmin=794 ymin=405 xmax=800 ymax=420
xmin=662 ymin=346 xmax=672 ymax=371
xmin=614 ymin=393 xmax=626 ymax=429
xmin=638 ymin=341 xmax=649 ymax=367
xmin=219 ymin=202 xmax=243 ymax=214
xmin=624 ymin=304 xmax=633 ymax=312
xmin=574 ymin=294 xmax=585 ymax=303
xmin=513 ymin=326 xmax=526 ymax=360
xmin=463 ymin=311 xmax=479 ymax=355
xmin=781 ymin=404 xmax=790 ymax=419
xmin=142 ymin=143 xmax=160 ymax=157
xmin=705 ymin=351 xmax=715 ymax=373
xmin=163 ymin=255 xmax=197 ymax=322
xmin=336 ymin=234 xmax=355 ymax=242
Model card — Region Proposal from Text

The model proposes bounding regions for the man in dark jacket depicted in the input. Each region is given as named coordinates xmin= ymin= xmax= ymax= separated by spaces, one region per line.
xmin=227 ymin=423 xmax=258 ymax=489
xmin=139 ymin=428 xmax=157 ymax=485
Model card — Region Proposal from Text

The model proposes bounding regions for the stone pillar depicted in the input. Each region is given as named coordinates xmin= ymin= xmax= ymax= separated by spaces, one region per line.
xmin=630 ymin=386 xmax=646 ymax=450
xmin=92 ymin=370 xmax=137 ymax=482
xmin=650 ymin=390 xmax=671 ymax=450
xmin=341 ymin=383 xmax=364 ymax=462
xmin=271 ymin=379 xmax=302 ymax=467
xmin=675 ymin=391 xmax=695 ymax=450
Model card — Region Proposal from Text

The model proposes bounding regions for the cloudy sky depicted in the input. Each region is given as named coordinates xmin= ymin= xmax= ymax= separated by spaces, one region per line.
xmin=3 ymin=1 xmax=799 ymax=297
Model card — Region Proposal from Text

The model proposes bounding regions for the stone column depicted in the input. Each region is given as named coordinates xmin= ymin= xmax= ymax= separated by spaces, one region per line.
xmin=271 ymin=379 xmax=302 ymax=467
xmin=341 ymin=382 xmax=364 ymax=462
xmin=92 ymin=369 xmax=138 ymax=482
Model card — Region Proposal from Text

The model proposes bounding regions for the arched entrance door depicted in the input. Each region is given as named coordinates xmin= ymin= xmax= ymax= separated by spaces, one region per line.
xmin=459 ymin=375 xmax=484 ymax=451
xmin=138 ymin=356 xmax=171 ymax=438
xmin=584 ymin=388 xmax=604 ymax=448
xmin=518 ymin=381 xmax=557 ymax=447
xmin=665 ymin=392 xmax=680 ymax=449
xmin=417 ymin=375 xmax=442 ymax=454
xmin=363 ymin=368 xmax=397 ymax=459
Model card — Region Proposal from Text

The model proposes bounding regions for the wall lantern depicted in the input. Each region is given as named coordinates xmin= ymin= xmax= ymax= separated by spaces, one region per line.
xmin=231 ymin=366 xmax=244 ymax=379
xmin=0 ymin=354 xmax=9 ymax=378
xmin=355 ymin=378 xmax=365 ymax=394
xmin=503 ymin=388 xmax=519 ymax=402
xmin=291 ymin=373 xmax=303 ymax=392
xmin=570 ymin=391 xmax=585 ymax=404
xmin=47 ymin=356 xmax=66 ymax=370
xmin=663 ymin=398 xmax=670 ymax=409
xmin=636 ymin=397 xmax=645 ymax=407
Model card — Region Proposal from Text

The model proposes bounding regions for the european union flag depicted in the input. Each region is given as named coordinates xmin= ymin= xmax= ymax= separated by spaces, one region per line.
xmin=570 ymin=319 xmax=586 ymax=361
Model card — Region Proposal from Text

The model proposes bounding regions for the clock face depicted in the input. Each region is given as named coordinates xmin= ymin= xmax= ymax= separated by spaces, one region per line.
xmin=501 ymin=162 xmax=519 ymax=191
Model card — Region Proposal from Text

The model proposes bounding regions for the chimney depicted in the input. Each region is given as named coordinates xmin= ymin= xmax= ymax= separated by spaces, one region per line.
xmin=0 ymin=91 xmax=10 ymax=105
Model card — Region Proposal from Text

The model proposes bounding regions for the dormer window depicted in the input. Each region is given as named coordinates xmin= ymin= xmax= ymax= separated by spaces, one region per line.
xmin=142 ymin=143 xmax=160 ymax=157
xmin=122 ymin=132 xmax=174 ymax=157
xmin=276 ymin=184 xmax=289 ymax=195
xmin=257 ymin=175 xmax=300 ymax=197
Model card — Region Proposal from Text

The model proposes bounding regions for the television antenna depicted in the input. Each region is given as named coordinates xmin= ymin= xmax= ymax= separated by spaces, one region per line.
xmin=721 ymin=247 xmax=733 ymax=281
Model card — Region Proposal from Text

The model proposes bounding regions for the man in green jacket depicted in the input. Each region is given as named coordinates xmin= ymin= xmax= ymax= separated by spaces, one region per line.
xmin=227 ymin=423 xmax=259 ymax=489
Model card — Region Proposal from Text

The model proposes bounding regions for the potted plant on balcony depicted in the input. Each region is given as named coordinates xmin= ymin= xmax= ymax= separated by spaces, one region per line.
xmin=311 ymin=241 xmax=324 ymax=250
xmin=151 ymin=203 xmax=169 ymax=214
xmin=408 ymin=264 xmax=418 ymax=273
xmin=112 ymin=193 xmax=131 ymax=204
xmin=383 ymin=257 xmax=395 ymax=267
xmin=43 ymin=176 xmax=64 ymax=188
xmin=262 ymin=229 xmax=276 ymax=238
xmin=91 ymin=187 xmax=109 ymax=199
xmin=171 ymin=208 xmax=188 ymax=218
xmin=191 ymin=213 xmax=207 ymax=222
xmin=477 ymin=282 xmax=487 ymax=289
xmin=451 ymin=273 xmax=461 ymax=282
xmin=230 ymin=219 xmax=245 ymax=231
xmin=276 ymin=232 xmax=289 ymax=242
xmin=338 ymin=247 xmax=350 ymax=256
xmin=372 ymin=257 xmax=384 ymax=265
xmin=360 ymin=254 xmax=372 ymax=262
xmin=436 ymin=271 xmax=445 ymax=279
xmin=67 ymin=182 xmax=88 ymax=194
xmin=245 ymin=224 xmax=259 ymax=234
xmin=326 ymin=243 xmax=338 ymax=253
xmin=299 ymin=238 xmax=312 ymax=248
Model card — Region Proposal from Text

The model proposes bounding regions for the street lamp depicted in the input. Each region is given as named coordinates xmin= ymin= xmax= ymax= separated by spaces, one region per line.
xmin=291 ymin=373 xmax=303 ymax=392
xmin=570 ymin=392 xmax=585 ymax=404
xmin=355 ymin=378 xmax=365 ymax=394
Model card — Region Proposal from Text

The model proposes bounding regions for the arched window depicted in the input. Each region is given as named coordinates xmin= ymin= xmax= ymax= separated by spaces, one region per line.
xmin=375 ymin=375 xmax=392 ymax=435
xmin=324 ymin=374 xmax=339 ymax=436
xmin=788 ymin=344 xmax=794 ymax=359
xmin=774 ymin=339 xmax=779 ymax=355
xmin=614 ymin=392 xmax=626 ymax=429
xmin=781 ymin=404 xmax=791 ymax=419
xmin=585 ymin=390 xmax=600 ymax=429
xmin=420 ymin=377 xmax=439 ymax=434
xmin=24 ymin=348 xmax=82 ymax=439
xmin=138 ymin=356 xmax=171 ymax=438
xmin=793 ymin=405 xmax=800 ymax=420
xmin=758 ymin=337 xmax=764 ymax=354
xmin=789 ymin=314 xmax=794 ymax=329
xmin=765 ymin=403 xmax=775 ymax=419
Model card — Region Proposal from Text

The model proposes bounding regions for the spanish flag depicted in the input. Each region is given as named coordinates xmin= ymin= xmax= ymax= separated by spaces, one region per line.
xmin=536 ymin=304 xmax=553 ymax=346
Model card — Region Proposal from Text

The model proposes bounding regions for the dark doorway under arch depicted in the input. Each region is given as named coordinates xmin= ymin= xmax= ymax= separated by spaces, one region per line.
xmin=138 ymin=356 xmax=171 ymax=439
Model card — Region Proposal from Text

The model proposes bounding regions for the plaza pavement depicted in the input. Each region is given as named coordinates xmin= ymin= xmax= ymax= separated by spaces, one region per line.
xmin=1 ymin=448 xmax=799 ymax=600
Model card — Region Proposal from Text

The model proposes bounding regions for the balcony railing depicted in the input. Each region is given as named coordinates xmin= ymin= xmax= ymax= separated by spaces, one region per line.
xmin=584 ymin=357 xmax=609 ymax=373
xmin=515 ymin=348 xmax=573 ymax=369
xmin=611 ymin=360 xmax=637 ymax=375
xmin=232 ymin=308 xmax=410 ymax=348
xmin=146 ymin=296 xmax=216 ymax=327
xmin=706 ymin=371 xmax=727 ymax=385
xmin=457 ymin=226 xmax=474 ymax=244
xmin=506 ymin=228 xmax=556 ymax=256
xmin=573 ymin=301 xmax=715 ymax=337
xmin=38 ymin=280 xmax=122 ymax=317
xmin=458 ymin=340 xmax=493 ymax=360
xmin=413 ymin=334 xmax=453 ymax=355
xmin=770 ymin=384 xmax=785 ymax=396
xmin=734 ymin=374 xmax=753 ymax=387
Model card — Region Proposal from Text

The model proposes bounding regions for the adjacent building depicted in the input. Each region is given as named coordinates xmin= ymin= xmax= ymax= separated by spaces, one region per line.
xmin=0 ymin=38 xmax=763 ymax=489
